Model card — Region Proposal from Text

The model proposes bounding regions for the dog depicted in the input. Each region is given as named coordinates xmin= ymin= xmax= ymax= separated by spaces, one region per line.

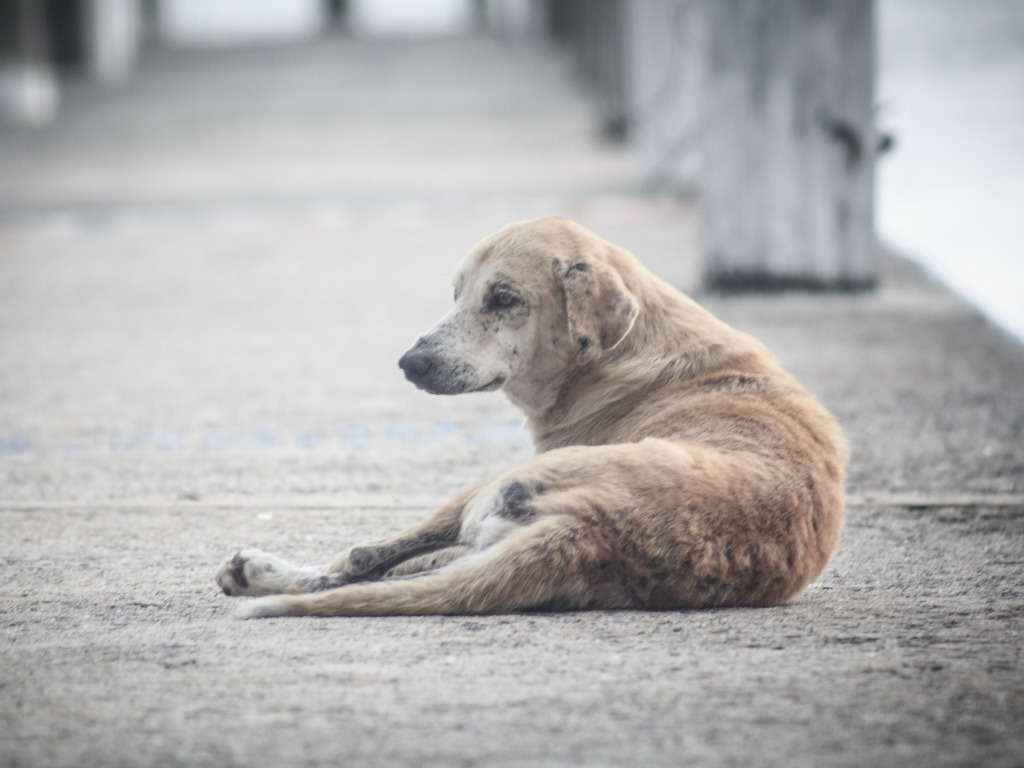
xmin=216 ymin=217 xmax=846 ymax=618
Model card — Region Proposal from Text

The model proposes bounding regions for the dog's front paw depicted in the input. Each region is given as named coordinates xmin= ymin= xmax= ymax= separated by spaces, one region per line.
xmin=216 ymin=549 xmax=311 ymax=597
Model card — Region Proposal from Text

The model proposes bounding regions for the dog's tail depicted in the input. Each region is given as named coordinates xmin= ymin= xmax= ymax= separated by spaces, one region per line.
xmin=235 ymin=515 xmax=597 ymax=619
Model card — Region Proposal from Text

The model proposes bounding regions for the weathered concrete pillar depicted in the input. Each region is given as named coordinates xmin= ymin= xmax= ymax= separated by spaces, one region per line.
xmin=625 ymin=0 xmax=707 ymax=192
xmin=546 ymin=0 xmax=627 ymax=139
xmin=702 ymin=0 xmax=876 ymax=288
xmin=83 ymin=0 xmax=143 ymax=83
xmin=0 ymin=0 xmax=59 ymax=126
xmin=481 ymin=0 xmax=548 ymax=38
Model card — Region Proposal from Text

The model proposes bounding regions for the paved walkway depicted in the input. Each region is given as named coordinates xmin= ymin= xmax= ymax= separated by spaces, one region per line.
xmin=1 ymin=34 xmax=1022 ymax=768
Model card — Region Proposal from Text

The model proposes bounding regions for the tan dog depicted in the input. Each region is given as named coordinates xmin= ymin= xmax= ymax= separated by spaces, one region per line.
xmin=216 ymin=217 xmax=846 ymax=618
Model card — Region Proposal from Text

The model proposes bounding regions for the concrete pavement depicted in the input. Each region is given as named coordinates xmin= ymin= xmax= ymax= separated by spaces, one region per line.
xmin=1 ymin=35 xmax=1022 ymax=768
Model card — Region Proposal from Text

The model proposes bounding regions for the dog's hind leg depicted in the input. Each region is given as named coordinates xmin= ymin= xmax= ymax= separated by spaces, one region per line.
xmin=383 ymin=545 xmax=469 ymax=578
xmin=217 ymin=482 xmax=487 ymax=597
xmin=235 ymin=514 xmax=623 ymax=618
xmin=321 ymin=481 xmax=488 ymax=580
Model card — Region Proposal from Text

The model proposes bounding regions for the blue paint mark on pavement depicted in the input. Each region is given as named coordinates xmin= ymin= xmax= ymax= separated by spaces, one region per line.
xmin=0 ymin=435 xmax=29 ymax=456
xmin=337 ymin=425 xmax=370 ymax=447
xmin=155 ymin=432 xmax=181 ymax=452
xmin=0 ymin=421 xmax=527 ymax=456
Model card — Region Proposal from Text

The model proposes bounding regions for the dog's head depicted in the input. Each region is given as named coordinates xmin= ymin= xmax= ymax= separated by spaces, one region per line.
xmin=398 ymin=218 xmax=639 ymax=413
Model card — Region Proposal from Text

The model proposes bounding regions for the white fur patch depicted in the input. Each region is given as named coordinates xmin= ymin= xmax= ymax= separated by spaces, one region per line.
xmin=235 ymin=596 xmax=290 ymax=619
xmin=215 ymin=549 xmax=323 ymax=597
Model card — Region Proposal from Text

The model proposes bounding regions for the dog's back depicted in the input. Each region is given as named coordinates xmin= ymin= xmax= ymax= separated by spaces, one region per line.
xmin=515 ymin=224 xmax=846 ymax=608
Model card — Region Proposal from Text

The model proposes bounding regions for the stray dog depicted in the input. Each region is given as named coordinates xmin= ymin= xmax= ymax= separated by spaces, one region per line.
xmin=216 ymin=217 xmax=846 ymax=618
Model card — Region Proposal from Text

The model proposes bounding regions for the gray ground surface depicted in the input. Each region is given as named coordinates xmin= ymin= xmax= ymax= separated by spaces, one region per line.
xmin=1 ymin=35 xmax=1022 ymax=768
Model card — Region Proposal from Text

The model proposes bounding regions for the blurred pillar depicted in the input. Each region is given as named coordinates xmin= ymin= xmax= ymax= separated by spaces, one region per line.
xmin=625 ymin=0 xmax=707 ymax=193
xmin=547 ymin=0 xmax=627 ymax=140
xmin=702 ymin=0 xmax=876 ymax=289
xmin=0 ymin=0 xmax=59 ymax=126
xmin=82 ymin=0 xmax=143 ymax=83
xmin=481 ymin=0 xmax=547 ymax=37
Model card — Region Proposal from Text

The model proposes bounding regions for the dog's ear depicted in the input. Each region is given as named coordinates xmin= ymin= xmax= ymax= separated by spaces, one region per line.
xmin=556 ymin=258 xmax=639 ymax=364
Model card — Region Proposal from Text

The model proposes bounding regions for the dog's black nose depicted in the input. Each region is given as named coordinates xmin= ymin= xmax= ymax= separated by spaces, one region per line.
xmin=398 ymin=349 xmax=433 ymax=382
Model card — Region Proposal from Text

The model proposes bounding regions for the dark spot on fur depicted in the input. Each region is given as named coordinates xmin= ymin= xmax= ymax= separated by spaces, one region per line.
xmin=498 ymin=480 xmax=536 ymax=521
xmin=694 ymin=577 xmax=723 ymax=600
xmin=578 ymin=336 xmax=591 ymax=350
xmin=229 ymin=553 xmax=249 ymax=588
xmin=349 ymin=546 xmax=375 ymax=573
xmin=308 ymin=573 xmax=353 ymax=592
xmin=568 ymin=262 xmax=589 ymax=273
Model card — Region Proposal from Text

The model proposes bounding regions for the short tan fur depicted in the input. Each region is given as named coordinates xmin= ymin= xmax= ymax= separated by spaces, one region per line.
xmin=216 ymin=218 xmax=846 ymax=618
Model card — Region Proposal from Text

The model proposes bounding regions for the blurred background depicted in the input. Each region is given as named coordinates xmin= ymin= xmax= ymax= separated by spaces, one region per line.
xmin=0 ymin=0 xmax=1019 ymax=337
xmin=1 ymin=0 xmax=1020 ymax=338
xmin=877 ymin=0 xmax=1023 ymax=346
xmin=0 ymin=0 xmax=1022 ymax=497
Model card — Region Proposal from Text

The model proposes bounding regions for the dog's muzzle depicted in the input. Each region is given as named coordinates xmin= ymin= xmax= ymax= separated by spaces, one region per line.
xmin=398 ymin=341 xmax=503 ymax=395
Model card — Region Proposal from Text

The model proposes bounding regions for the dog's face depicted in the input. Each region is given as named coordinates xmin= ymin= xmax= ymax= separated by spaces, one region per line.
xmin=398 ymin=219 xmax=639 ymax=413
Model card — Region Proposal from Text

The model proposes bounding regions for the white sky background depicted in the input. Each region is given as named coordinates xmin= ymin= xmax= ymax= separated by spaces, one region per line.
xmin=877 ymin=0 xmax=1024 ymax=343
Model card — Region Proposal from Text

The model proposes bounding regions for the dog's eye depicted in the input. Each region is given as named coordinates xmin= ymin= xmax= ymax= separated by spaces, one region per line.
xmin=487 ymin=290 xmax=520 ymax=312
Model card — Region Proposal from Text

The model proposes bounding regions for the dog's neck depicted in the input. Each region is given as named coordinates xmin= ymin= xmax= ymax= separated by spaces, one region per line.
xmin=516 ymin=277 xmax=769 ymax=453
